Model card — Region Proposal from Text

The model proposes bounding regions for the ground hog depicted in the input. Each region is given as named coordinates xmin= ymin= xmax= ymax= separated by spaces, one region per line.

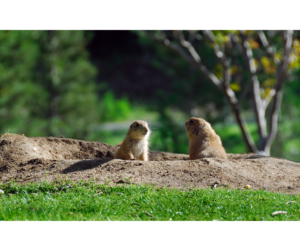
xmin=185 ymin=117 xmax=227 ymax=160
xmin=114 ymin=120 xmax=151 ymax=161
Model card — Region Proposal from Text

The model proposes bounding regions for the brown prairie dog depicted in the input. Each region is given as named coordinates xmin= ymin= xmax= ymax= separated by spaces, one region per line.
xmin=185 ymin=117 xmax=227 ymax=160
xmin=114 ymin=120 xmax=151 ymax=161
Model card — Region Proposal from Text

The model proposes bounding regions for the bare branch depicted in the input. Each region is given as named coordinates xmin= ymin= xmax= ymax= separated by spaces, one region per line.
xmin=203 ymin=31 xmax=258 ymax=153
xmin=258 ymin=30 xmax=270 ymax=48
xmin=144 ymin=31 xmax=195 ymax=65
xmin=230 ymin=37 xmax=251 ymax=102
xmin=203 ymin=30 xmax=224 ymax=59
xmin=261 ymin=89 xmax=276 ymax=111
xmin=145 ymin=31 xmax=221 ymax=87
xmin=178 ymin=31 xmax=201 ymax=63
xmin=223 ymin=87 xmax=258 ymax=153
xmin=188 ymin=31 xmax=203 ymax=41
xmin=239 ymin=31 xmax=268 ymax=140
xmin=203 ymin=31 xmax=230 ymax=86
xmin=223 ymin=66 xmax=258 ymax=153
xmin=266 ymin=30 xmax=294 ymax=153
xmin=258 ymin=30 xmax=280 ymax=65
xmin=175 ymin=31 xmax=222 ymax=89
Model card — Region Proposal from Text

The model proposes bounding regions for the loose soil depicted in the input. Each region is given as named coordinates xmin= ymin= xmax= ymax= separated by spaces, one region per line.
xmin=1 ymin=134 xmax=300 ymax=194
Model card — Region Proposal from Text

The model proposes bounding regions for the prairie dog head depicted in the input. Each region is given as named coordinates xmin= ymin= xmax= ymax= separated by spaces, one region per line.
xmin=127 ymin=120 xmax=150 ymax=139
xmin=185 ymin=117 xmax=212 ymax=140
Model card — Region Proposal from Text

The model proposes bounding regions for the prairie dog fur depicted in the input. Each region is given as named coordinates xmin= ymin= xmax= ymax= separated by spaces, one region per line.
xmin=114 ymin=120 xmax=151 ymax=161
xmin=185 ymin=117 xmax=227 ymax=160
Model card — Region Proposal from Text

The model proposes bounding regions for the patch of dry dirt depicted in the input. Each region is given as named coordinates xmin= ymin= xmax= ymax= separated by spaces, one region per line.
xmin=1 ymin=134 xmax=300 ymax=194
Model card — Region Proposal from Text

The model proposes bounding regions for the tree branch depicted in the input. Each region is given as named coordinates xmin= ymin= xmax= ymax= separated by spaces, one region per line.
xmin=230 ymin=37 xmax=251 ymax=103
xmin=175 ymin=31 xmax=222 ymax=89
xmin=258 ymin=30 xmax=280 ymax=64
xmin=203 ymin=30 xmax=258 ymax=153
xmin=203 ymin=30 xmax=224 ymax=59
xmin=144 ymin=31 xmax=223 ymax=89
xmin=265 ymin=30 xmax=294 ymax=154
xmin=239 ymin=31 xmax=268 ymax=142
xmin=262 ymin=89 xmax=276 ymax=111
xmin=257 ymin=30 xmax=280 ymax=113
xmin=144 ymin=31 xmax=195 ymax=65
xmin=222 ymin=67 xmax=258 ymax=153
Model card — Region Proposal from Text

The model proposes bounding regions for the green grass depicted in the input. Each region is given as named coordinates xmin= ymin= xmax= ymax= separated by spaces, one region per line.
xmin=0 ymin=181 xmax=299 ymax=221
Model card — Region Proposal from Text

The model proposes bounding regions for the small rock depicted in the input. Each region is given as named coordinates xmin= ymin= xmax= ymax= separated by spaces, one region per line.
xmin=286 ymin=201 xmax=296 ymax=204
xmin=211 ymin=182 xmax=218 ymax=189
xmin=272 ymin=211 xmax=288 ymax=216
xmin=93 ymin=192 xmax=103 ymax=197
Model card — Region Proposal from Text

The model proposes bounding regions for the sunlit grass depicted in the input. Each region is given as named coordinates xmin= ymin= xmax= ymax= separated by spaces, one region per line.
xmin=0 ymin=181 xmax=299 ymax=221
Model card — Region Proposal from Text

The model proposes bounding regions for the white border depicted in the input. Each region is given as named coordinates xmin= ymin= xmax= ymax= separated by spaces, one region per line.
xmin=0 ymin=222 xmax=299 ymax=250
xmin=0 ymin=0 xmax=299 ymax=29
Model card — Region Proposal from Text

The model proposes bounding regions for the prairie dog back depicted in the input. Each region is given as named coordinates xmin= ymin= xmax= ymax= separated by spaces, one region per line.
xmin=185 ymin=117 xmax=227 ymax=160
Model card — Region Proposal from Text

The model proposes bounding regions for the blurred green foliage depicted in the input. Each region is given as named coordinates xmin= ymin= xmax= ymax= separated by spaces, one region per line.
xmin=0 ymin=31 xmax=133 ymax=140
xmin=0 ymin=31 xmax=99 ymax=138
xmin=100 ymin=91 xmax=131 ymax=122
xmin=271 ymin=72 xmax=300 ymax=161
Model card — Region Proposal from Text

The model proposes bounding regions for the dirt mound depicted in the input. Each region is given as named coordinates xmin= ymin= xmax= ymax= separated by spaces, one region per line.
xmin=1 ymin=134 xmax=300 ymax=194
xmin=0 ymin=134 xmax=117 ymax=162
xmin=0 ymin=134 xmax=188 ymax=162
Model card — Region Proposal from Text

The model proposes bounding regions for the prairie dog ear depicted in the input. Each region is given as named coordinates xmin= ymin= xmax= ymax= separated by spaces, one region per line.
xmin=195 ymin=123 xmax=205 ymax=136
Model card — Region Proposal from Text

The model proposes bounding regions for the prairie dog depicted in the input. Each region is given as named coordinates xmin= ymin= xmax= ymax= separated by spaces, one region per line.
xmin=114 ymin=120 xmax=151 ymax=161
xmin=185 ymin=117 xmax=227 ymax=160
